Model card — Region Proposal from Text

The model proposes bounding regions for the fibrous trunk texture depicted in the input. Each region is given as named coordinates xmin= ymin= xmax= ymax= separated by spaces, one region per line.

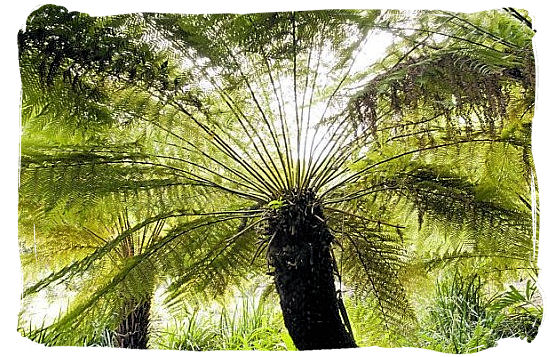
xmin=267 ymin=190 xmax=356 ymax=350
xmin=115 ymin=298 xmax=151 ymax=349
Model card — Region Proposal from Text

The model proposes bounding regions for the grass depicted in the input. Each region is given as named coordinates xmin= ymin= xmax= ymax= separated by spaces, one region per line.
xmin=416 ymin=274 xmax=542 ymax=353
xmin=18 ymin=319 xmax=118 ymax=347
xmin=19 ymin=275 xmax=541 ymax=351
xmin=417 ymin=274 xmax=497 ymax=353
xmin=150 ymin=290 xmax=296 ymax=351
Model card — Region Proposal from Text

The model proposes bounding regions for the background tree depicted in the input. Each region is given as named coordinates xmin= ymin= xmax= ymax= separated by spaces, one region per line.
xmin=18 ymin=6 xmax=539 ymax=350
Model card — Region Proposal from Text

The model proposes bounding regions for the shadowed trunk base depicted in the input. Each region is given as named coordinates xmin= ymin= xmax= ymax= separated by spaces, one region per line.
xmin=267 ymin=190 xmax=356 ymax=350
xmin=115 ymin=298 xmax=151 ymax=349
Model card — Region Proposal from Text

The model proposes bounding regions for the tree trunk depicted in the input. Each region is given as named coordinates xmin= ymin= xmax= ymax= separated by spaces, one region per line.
xmin=115 ymin=298 xmax=151 ymax=349
xmin=267 ymin=191 xmax=357 ymax=350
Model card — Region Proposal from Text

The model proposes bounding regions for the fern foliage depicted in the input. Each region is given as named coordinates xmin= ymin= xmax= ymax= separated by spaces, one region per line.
xmin=18 ymin=6 xmax=539 ymax=349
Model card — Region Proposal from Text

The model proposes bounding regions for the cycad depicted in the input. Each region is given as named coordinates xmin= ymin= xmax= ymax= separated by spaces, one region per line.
xmin=18 ymin=6 xmax=538 ymax=350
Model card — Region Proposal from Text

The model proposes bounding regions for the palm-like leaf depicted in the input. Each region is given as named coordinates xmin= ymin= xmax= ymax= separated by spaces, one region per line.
xmin=18 ymin=6 xmax=538 ymax=349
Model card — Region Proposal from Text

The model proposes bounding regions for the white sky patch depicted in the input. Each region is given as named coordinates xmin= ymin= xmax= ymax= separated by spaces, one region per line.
xmin=253 ymin=29 xmax=394 ymax=168
xmin=350 ymin=30 xmax=395 ymax=80
xmin=20 ymin=284 xmax=77 ymax=327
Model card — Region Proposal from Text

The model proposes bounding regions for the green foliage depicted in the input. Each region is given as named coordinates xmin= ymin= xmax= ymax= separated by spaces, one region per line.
xmin=417 ymin=274 xmax=542 ymax=353
xmin=418 ymin=274 xmax=498 ymax=353
xmin=19 ymin=275 xmax=542 ymax=351
xmin=491 ymin=279 xmax=542 ymax=341
xmin=345 ymin=295 xmax=412 ymax=347
xmin=151 ymin=290 xmax=295 ymax=351
xmin=18 ymin=5 xmax=539 ymax=350
xmin=267 ymin=199 xmax=286 ymax=209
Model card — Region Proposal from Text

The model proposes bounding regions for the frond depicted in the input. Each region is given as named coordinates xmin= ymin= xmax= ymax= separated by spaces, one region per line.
xmin=326 ymin=209 xmax=416 ymax=334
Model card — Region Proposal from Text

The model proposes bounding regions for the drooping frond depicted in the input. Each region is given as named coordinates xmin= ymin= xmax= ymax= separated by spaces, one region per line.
xmin=326 ymin=209 xmax=416 ymax=333
xmin=349 ymin=9 xmax=534 ymax=141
